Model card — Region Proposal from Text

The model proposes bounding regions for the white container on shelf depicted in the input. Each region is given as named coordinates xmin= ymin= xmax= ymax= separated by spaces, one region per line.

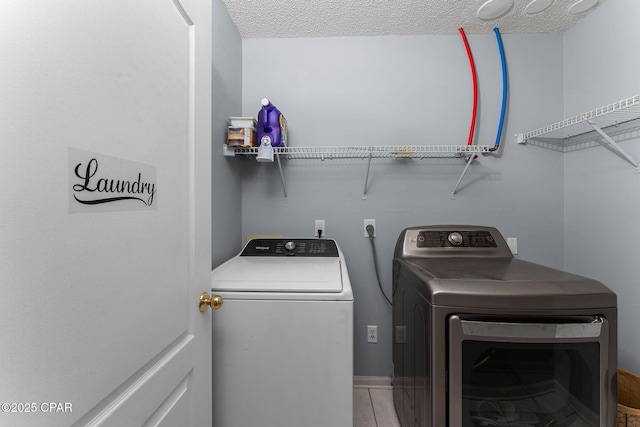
xmin=228 ymin=117 xmax=257 ymax=128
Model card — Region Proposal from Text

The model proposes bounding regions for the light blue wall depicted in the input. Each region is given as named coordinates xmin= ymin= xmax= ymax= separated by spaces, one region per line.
xmin=212 ymin=0 xmax=243 ymax=267
xmin=239 ymin=33 xmax=566 ymax=376
xmin=563 ymin=0 xmax=640 ymax=374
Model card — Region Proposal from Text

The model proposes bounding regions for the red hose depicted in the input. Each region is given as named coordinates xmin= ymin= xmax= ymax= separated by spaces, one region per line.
xmin=459 ymin=28 xmax=478 ymax=147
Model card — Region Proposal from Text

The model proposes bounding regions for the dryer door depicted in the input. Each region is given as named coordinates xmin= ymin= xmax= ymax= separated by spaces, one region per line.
xmin=448 ymin=315 xmax=610 ymax=427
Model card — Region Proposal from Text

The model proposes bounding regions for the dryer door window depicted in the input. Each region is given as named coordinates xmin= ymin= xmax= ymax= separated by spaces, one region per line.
xmin=448 ymin=315 xmax=608 ymax=427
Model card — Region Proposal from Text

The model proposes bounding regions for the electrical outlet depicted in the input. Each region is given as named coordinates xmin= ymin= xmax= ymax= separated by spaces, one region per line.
xmin=315 ymin=220 xmax=325 ymax=237
xmin=364 ymin=219 xmax=376 ymax=238
xmin=367 ymin=325 xmax=378 ymax=343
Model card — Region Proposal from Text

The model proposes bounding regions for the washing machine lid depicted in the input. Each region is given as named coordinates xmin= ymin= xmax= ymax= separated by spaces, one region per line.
xmin=212 ymin=257 xmax=344 ymax=293
xmin=212 ymin=239 xmax=348 ymax=294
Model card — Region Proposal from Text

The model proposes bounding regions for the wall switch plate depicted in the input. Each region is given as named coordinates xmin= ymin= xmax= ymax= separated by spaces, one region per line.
xmin=507 ymin=237 xmax=518 ymax=255
xmin=314 ymin=220 xmax=325 ymax=237
xmin=367 ymin=325 xmax=378 ymax=343
xmin=364 ymin=219 xmax=376 ymax=238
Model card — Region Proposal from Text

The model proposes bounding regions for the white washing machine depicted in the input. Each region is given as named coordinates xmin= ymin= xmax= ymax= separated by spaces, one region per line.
xmin=210 ymin=238 xmax=354 ymax=427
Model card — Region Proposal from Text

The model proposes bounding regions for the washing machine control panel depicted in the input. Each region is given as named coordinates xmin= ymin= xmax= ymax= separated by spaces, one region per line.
xmin=241 ymin=238 xmax=339 ymax=257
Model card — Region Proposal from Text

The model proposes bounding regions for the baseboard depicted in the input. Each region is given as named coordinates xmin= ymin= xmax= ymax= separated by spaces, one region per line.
xmin=353 ymin=376 xmax=393 ymax=389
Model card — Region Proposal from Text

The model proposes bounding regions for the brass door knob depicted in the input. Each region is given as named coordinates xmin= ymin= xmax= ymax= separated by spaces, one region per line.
xmin=199 ymin=292 xmax=224 ymax=312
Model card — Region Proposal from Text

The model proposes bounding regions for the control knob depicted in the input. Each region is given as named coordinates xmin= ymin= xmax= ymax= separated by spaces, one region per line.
xmin=285 ymin=241 xmax=296 ymax=251
xmin=448 ymin=232 xmax=463 ymax=246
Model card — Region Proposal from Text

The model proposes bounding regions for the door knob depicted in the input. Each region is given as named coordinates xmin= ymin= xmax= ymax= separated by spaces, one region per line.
xmin=199 ymin=292 xmax=224 ymax=312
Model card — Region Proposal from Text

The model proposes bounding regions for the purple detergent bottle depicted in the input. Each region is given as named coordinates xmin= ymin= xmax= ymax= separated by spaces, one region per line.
xmin=257 ymin=98 xmax=287 ymax=148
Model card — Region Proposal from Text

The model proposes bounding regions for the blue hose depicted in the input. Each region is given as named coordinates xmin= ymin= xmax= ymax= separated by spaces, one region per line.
xmin=492 ymin=27 xmax=507 ymax=152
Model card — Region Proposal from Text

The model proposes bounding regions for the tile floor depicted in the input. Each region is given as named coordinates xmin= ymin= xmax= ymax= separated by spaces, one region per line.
xmin=354 ymin=377 xmax=401 ymax=427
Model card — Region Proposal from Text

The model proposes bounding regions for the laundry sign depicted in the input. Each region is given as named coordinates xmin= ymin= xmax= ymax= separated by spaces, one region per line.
xmin=69 ymin=148 xmax=157 ymax=213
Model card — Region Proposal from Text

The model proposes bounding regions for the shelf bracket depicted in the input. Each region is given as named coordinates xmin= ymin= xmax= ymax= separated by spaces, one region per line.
xmin=362 ymin=149 xmax=373 ymax=200
xmin=451 ymin=154 xmax=476 ymax=199
xmin=275 ymin=152 xmax=288 ymax=198
xmin=588 ymin=121 xmax=639 ymax=168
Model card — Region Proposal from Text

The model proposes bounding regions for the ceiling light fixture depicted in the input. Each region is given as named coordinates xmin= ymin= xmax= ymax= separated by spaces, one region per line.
xmin=525 ymin=0 xmax=555 ymax=15
xmin=476 ymin=0 xmax=514 ymax=21
xmin=567 ymin=0 xmax=600 ymax=15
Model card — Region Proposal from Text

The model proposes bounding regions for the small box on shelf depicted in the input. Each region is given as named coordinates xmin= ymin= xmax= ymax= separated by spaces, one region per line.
xmin=227 ymin=117 xmax=257 ymax=149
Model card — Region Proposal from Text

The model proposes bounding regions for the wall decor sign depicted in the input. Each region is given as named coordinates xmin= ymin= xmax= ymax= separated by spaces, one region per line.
xmin=69 ymin=148 xmax=157 ymax=213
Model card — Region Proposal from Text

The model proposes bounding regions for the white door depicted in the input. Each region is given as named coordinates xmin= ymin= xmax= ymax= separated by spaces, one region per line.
xmin=0 ymin=1 xmax=212 ymax=426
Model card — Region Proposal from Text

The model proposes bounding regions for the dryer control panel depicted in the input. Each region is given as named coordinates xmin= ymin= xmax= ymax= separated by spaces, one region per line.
xmin=241 ymin=238 xmax=339 ymax=257
xmin=417 ymin=230 xmax=497 ymax=248
xmin=395 ymin=225 xmax=512 ymax=259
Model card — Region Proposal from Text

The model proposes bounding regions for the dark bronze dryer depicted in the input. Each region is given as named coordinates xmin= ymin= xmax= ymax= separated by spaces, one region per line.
xmin=392 ymin=225 xmax=617 ymax=427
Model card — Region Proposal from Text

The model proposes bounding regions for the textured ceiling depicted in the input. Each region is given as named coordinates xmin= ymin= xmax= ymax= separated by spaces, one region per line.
xmin=223 ymin=0 xmax=606 ymax=38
